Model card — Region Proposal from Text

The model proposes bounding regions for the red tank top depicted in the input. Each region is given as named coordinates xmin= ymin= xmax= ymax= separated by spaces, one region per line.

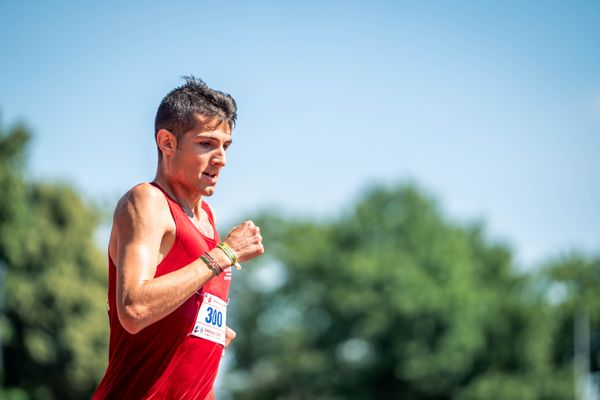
xmin=93 ymin=183 xmax=231 ymax=400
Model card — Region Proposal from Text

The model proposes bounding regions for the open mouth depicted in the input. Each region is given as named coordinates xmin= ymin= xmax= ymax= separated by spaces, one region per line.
xmin=203 ymin=172 xmax=218 ymax=179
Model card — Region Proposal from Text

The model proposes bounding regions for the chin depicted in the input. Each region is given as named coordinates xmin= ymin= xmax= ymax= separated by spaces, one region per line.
xmin=202 ymin=187 xmax=216 ymax=196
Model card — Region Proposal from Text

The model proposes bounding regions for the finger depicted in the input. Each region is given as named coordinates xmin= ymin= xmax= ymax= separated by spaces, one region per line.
xmin=226 ymin=326 xmax=236 ymax=340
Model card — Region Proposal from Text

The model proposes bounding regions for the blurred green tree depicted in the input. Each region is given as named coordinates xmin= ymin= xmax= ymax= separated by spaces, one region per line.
xmin=0 ymin=117 xmax=108 ymax=400
xmin=226 ymin=185 xmax=574 ymax=399
xmin=540 ymin=254 xmax=600 ymax=399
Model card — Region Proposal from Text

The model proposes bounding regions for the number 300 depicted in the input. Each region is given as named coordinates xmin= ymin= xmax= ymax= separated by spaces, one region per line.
xmin=205 ymin=306 xmax=223 ymax=327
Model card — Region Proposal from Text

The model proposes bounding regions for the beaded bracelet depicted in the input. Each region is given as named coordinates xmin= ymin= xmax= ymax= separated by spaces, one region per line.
xmin=205 ymin=252 xmax=224 ymax=274
xmin=217 ymin=242 xmax=242 ymax=270
xmin=199 ymin=252 xmax=223 ymax=275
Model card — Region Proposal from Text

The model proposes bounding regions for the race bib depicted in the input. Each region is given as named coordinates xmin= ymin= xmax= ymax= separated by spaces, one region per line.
xmin=191 ymin=292 xmax=228 ymax=346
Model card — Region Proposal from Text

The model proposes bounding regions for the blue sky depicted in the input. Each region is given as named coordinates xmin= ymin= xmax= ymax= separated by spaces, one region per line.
xmin=1 ymin=0 xmax=599 ymax=267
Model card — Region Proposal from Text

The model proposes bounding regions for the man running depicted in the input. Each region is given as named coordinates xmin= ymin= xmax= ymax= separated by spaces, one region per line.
xmin=93 ymin=77 xmax=264 ymax=399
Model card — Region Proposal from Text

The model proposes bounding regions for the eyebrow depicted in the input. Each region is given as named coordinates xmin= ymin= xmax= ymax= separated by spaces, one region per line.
xmin=194 ymin=134 xmax=233 ymax=145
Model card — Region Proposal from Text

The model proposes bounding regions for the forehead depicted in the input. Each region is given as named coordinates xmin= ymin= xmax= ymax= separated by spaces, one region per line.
xmin=186 ymin=113 xmax=232 ymax=137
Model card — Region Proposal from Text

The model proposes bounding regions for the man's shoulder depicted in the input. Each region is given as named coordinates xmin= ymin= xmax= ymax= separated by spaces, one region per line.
xmin=126 ymin=182 xmax=165 ymax=201
xmin=109 ymin=183 xmax=174 ymax=261
xmin=114 ymin=182 xmax=170 ymax=220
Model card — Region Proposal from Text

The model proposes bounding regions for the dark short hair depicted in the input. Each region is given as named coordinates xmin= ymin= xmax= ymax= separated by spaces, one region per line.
xmin=154 ymin=76 xmax=237 ymax=156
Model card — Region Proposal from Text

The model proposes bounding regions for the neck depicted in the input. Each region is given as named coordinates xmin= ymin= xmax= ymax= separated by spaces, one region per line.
xmin=153 ymin=168 xmax=203 ymax=218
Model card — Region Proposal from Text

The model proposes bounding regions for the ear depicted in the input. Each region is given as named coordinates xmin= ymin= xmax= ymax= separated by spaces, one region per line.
xmin=156 ymin=129 xmax=178 ymax=158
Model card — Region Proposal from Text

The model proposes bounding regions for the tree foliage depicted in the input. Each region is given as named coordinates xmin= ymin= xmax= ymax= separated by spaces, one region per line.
xmin=541 ymin=254 xmax=600 ymax=389
xmin=0 ymin=118 xmax=108 ymax=399
xmin=226 ymin=185 xmax=580 ymax=399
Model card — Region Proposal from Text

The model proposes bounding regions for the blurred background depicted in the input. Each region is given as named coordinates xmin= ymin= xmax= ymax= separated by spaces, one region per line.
xmin=1 ymin=1 xmax=599 ymax=399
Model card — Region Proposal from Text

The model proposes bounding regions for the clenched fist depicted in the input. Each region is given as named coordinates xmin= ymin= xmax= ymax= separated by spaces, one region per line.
xmin=223 ymin=220 xmax=264 ymax=263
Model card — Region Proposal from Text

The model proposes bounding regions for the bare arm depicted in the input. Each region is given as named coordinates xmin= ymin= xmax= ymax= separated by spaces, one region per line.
xmin=112 ymin=185 xmax=220 ymax=333
xmin=112 ymin=184 xmax=263 ymax=334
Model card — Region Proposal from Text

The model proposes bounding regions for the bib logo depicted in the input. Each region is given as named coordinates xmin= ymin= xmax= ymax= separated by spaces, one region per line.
xmin=193 ymin=326 xmax=204 ymax=335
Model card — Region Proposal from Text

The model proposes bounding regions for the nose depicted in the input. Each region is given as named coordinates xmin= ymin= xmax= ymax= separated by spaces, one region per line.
xmin=212 ymin=145 xmax=227 ymax=167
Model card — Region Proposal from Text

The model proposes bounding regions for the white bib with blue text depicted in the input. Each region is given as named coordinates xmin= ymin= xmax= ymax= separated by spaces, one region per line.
xmin=191 ymin=292 xmax=227 ymax=346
